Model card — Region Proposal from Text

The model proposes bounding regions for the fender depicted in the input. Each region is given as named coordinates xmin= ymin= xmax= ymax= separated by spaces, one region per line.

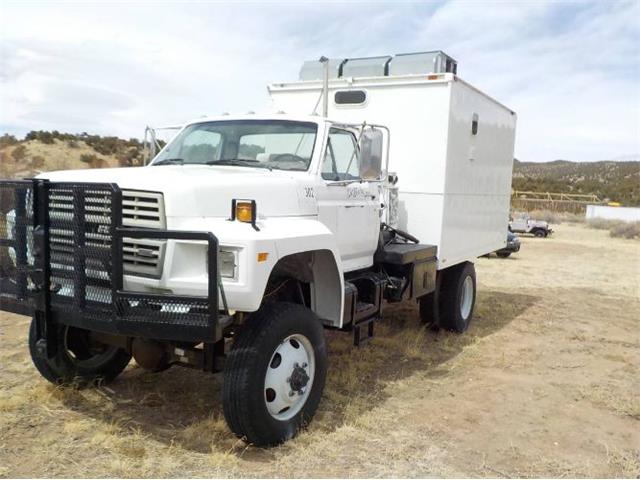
xmin=152 ymin=216 xmax=345 ymax=327
xmin=269 ymin=218 xmax=344 ymax=327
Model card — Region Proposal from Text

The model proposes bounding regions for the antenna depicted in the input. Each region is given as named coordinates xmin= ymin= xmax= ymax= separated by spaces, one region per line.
xmin=320 ymin=56 xmax=329 ymax=117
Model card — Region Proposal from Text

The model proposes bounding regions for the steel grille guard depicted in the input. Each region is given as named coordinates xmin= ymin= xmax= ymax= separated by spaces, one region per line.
xmin=0 ymin=179 xmax=230 ymax=359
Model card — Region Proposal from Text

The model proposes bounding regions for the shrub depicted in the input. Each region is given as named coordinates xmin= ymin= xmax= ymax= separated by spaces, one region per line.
xmin=609 ymin=222 xmax=640 ymax=240
xmin=518 ymin=209 xmax=584 ymax=224
xmin=79 ymin=153 xmax=99 ymax=164
xmin=0 ymin=134 xmax=18 ymax=148
xmin=117 ymin=147 xmax=142 ymax=167
xmin=66 ymin=140 xmax=79 ymax=148
xmin=25 ymin=130 xmax=55 ymax=144
xmin=586 ymin=218 xmax=619 ymax=230
xmin=11 ymin=145 xmax=27 ymax=161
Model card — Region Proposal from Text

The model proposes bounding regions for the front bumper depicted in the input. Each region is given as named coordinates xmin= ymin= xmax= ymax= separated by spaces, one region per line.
xmin=497 ymin=242 xmax=520 ymax=254
xmin=0 ymin=179 xmax=230 ymax=352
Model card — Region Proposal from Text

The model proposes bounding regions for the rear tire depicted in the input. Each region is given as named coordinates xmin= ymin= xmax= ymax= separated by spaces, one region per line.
xmin=438 ymin=262 xmax=476 ymax=333
xmin=223 ymin=302 xmax=327 ymax=447
xmin=28 ymin=318 xmax=131 ymax=386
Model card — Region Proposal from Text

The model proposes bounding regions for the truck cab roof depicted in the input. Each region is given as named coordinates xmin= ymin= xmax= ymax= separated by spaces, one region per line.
xmin=181 ymin=113 xmax=366 ymax=130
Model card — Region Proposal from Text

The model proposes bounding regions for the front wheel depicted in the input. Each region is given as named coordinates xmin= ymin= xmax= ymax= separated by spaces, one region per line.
xmin=534 ymin=229 xmax=547 ymax=238
xmin=223 ymin=302 xmax=327 ymax=447
xmin=28 ymin=318 xmax=131 ymax=386
xmin=496 ymin=251 xmax=512 ymax=258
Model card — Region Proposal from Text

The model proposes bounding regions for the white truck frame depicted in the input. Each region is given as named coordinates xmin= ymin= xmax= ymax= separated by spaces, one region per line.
xmin=0 ymin=52 xmax=516 ymax=447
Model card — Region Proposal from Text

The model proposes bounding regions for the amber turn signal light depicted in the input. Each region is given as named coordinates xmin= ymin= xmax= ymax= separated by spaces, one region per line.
xmin=236 ymin=201 xmax=253 ymax=223
xmin=230 ymin=199 xmax=259 ymax=231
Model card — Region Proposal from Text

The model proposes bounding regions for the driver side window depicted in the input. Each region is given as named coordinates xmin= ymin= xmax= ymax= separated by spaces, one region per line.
xmin=322 ymin=128 xmax=360 ymax=181
xmin=180 ymin=129 xmax=221 ymax=164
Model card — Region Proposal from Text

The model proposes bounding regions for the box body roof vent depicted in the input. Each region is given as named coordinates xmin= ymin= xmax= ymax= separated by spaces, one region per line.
xmin=298 ymin=51 xmax=457 ymax=81
xmin=299 ymin=58 xmax=345 ymax=81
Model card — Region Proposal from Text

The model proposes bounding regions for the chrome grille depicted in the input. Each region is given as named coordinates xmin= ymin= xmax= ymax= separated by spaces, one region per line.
xmin=121 ymin=190 xmax=166 ymax=278
xmin=48 ymin=189 xmax=166 ymax=279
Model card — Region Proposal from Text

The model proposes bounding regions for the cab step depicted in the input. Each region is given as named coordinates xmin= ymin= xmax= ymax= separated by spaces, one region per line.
xmin=343 ymin=273 xmax=386 ymax=346
xmin=353 ymin=315 xmax=376 ymax=346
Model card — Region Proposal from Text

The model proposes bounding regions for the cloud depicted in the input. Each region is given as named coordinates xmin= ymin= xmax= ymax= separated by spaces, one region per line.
xmin=0 ymin=0 xmax=638 ymax=161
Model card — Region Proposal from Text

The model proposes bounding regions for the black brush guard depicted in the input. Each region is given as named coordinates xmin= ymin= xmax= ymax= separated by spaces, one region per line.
xmin=0 ymin=179 xmax=229 ymax=358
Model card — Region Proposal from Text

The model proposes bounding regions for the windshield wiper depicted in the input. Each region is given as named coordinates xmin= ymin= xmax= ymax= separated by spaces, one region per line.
xmin=152 ymin=158 xmax=184 ymax=166
xmin=206 ymin=159 xmax=269 ymax=169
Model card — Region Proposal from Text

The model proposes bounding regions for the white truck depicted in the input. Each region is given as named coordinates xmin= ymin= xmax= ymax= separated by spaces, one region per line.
xmin=509 ymin=212 xmax=553 ymax=237
xmin=0 ymin=51 xmax=516 ymax=446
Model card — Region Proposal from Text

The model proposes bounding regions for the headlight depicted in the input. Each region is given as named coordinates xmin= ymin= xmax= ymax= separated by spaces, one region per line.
xmin=219 ymin=249 xmax=237 ymax=279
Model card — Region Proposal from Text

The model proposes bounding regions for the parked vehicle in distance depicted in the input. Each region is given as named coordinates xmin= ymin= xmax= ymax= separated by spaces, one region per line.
xmin=495 ymin=231 xmax=521 ymax=258
xmin=0 ymin=51 xmax=517 ymax=447
xmin=509 ymin=213 xmax=553 ymax=237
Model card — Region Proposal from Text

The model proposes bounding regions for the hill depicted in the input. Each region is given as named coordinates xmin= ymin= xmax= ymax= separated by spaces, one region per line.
xmin=1 ymin=131 xmax=638 ymax=206
xmin=513 ymin=159 xmax=640 ymax=206
xmin=0 ymin=131 xmax=147 ymax=179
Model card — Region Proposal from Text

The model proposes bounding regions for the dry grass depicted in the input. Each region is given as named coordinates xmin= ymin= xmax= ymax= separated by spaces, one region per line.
xmin=610 ymin=221 xmax=640 ymax=239
xmin=0 ymin=224 xmax=639 ymax=477
xmin=587 ymin=218 xmax=640 ymax=239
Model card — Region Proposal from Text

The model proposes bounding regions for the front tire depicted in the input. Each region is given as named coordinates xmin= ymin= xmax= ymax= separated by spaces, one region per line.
xmin=496 ymin=251 xmax=512 ymax=258
xmin=438 ymin=262 xmax=476 ymax=333
xmin=223 ymin=302 xmax=327 ymax=447
xmin=28 ymin=318 xmax=131 ymax=386
xmin=534 ymin=229 xmax=547 ymax=238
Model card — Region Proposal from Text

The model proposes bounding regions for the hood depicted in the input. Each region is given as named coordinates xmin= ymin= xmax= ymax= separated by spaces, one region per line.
xmin=39 ymin=165 xmax=316 ymax=218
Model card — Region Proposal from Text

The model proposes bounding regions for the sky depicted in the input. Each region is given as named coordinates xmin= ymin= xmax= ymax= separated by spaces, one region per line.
xmin=1 ymin=0 xmax=639 ymax=162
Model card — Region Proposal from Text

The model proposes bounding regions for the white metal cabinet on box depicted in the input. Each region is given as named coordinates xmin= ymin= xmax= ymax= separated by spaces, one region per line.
xmin=269 ymin=72 xmax=517 ymax=269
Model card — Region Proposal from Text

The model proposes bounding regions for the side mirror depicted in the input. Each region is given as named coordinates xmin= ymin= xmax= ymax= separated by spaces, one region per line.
xmin=359 ymin=128 xmax=383 ymax=180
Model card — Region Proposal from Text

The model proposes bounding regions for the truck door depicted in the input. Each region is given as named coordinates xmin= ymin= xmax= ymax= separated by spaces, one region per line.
xmin=511 ymin=214 xmax=528 ymax=232
xmin=316 ymin=128 xmax=380 ymax=272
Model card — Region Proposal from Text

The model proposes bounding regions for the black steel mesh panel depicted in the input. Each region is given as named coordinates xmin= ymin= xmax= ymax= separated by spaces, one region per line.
xmin=113 ymin=296 xmax=214 ymax=341
xmin=113 ymin=228 xmax=220 ymax=342
xmin=0 ymin=181 xmax=34 ymax=314
xmin=48 ymin=183 xmax=119 ymax=320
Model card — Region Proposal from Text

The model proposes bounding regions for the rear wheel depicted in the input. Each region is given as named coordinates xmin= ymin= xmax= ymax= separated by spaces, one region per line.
xmin=438 ymin=262 xmax=476 ymax=333
xmin=223 ymin=302 xmax=327 ymax=447
xmin=28 ymin=318 xmax=131 ymax=385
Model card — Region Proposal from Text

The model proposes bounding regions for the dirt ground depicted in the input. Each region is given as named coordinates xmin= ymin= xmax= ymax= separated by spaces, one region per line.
xmin=0 ymin=224 xmax=638 ymax=478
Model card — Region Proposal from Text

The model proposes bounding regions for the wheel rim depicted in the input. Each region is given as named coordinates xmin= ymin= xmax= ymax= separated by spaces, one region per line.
xmin=264 ymin=334 xmax=315 ymax=421
xmin=460 ymin=275 xmax=474 ymax=320
xmin=62 ymin=326 xmax=117 ymax=368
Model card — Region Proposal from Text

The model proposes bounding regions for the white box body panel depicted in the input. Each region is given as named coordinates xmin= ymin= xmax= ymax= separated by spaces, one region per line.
xmin=269 ymin=74 xmax=517 ymax=268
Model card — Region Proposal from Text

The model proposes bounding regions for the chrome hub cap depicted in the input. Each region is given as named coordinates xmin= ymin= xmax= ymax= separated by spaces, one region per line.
xmin=460 ymin=275 xmax=474 ymax=320
xmin=264 ymin=334 xmax=315 ymax=421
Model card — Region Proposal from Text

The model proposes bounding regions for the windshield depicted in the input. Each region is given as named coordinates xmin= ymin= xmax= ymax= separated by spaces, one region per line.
xmin=151 ymin=120 xmax=318 ymax=171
